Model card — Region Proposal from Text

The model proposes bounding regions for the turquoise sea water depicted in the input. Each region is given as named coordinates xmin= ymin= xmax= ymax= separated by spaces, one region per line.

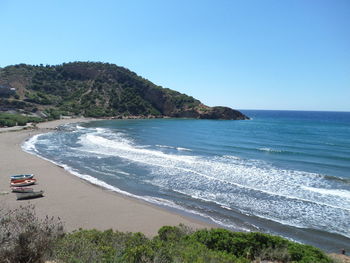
xmin=23 ymin=110 xmax=350 ymax=252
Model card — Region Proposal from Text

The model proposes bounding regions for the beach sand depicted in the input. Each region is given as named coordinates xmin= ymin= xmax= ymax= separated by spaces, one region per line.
xmin=0 ymin=118 xmax=212 ymax=235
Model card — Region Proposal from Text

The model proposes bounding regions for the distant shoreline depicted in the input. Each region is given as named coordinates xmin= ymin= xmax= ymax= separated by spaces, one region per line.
xmin=0 ymin=117 xmax=213 ymax=235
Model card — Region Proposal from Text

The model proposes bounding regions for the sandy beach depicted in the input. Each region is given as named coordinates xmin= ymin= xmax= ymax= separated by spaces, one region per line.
xmin=0 ymin=118 xmax=212 ymax=235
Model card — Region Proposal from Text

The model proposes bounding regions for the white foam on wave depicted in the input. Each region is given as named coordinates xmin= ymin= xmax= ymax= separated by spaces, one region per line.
xmin=22 ymin=136 xmax=252 ymax=232
xmin=77 ymin=130 xmax=350 ymax=204
xmin=223 ymin=155 xmax=241 ymax=160
xmin=22 ymin=134 xmax=42 ymax=153
xmin=24 ymin=126 xmax=350 ymax=239
xmin=176 ymin=147 xmax=191 ymax=151
xmin=132 ymin=195 xmax=252 ymax=232
xmin=22 ymin=140 xmax=188 ymax=212
xmin=302 ymin=186 xmax=350 ymax=199
xmin=95 ymin=127 xmax=106 ymax=133
xmin=221 ymin=205 xmax=233 ymax=210
xmin=82 ymin=134 xmax=197 ymax=164
xmin=258 ymin=147 xmax=283 ymax=153
xmin=167 ymin=184 xmax=350 ymax=233
xmin=156 ymin=144 xmax=173 ymax=149
xmin=175 ymin=185 xmax=350 ymax=237
xmin=150 ymin=157 xmax=350 ymax=212
xmin=76 ymin=130 xmax=350 ymax=237
xmin=156 ymin=144 xmax=191 ymax=152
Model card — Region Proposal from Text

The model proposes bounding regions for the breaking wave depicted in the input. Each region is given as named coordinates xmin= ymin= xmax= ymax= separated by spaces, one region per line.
xmin=22 ymin=120 xmax=350 ymax=245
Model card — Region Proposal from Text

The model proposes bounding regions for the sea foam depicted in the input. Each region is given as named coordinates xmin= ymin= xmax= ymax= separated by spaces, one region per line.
xmin=22 ymin=123 xmax=350 ymax=240
xmin=73 ymin=128 xmax=350 ymax=238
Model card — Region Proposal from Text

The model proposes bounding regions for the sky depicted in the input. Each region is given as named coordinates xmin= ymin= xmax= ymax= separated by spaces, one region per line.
xmin=0 ymin=0 xmax=349 ymax=111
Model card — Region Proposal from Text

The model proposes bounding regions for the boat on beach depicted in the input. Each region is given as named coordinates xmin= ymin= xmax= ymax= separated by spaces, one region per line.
xmin=16 ymin=190 xmax=44 ymax=200
xmin=10 ymin=174 xmax=34 ymax=181
xmin=11 ymin=187 xmax=34 ymax=193
xmin=10 ymin=178 xmax=36 ymax=187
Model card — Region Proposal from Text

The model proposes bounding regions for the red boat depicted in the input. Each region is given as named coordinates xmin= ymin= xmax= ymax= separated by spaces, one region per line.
xmin=10 ymin=179 xmax=36 ymax=187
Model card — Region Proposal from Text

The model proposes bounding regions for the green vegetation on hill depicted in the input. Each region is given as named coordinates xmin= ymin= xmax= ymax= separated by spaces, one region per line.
xmin=0 ymin=112 xmax=43 ymax=127
xmin=0 ymin=62 xmax=248 ymax=120
xmin=0 ymin=206 xmax=333 ymax=263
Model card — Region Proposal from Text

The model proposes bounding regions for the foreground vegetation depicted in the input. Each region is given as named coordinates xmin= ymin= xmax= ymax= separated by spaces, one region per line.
xmin=53 ymin=227 xmax=333 ymax=263
xmin=0 ymin=205 xmax=63 ymax=263
xmin=0 ymin=206 xmax=333 ymax=263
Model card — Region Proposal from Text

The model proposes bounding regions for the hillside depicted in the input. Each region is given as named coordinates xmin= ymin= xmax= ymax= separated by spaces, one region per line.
xmin=0 ymin=62 xmax=248 ymax=120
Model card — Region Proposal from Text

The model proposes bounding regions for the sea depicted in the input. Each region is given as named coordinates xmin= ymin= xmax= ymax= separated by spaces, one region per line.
xmin=22 ymin=110 xmax=350 ymax=252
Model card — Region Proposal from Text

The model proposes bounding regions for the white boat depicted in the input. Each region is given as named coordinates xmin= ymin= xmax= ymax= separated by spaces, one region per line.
xmin=10 ymin=174 xmax=34 ymax=181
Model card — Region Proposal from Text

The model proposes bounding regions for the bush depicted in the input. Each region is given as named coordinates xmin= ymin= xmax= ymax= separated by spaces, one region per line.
xmin=0 ymin=113 xmax=43 ymax=127
xmin=157 ymin=224 xmax=192 ymax=242
xmin=0 ymin=118 xmax=16 ymax=127
xmin=53 ymin=227 xmax=241 ymax=263
xmin=0 ymin=208 xmax=334 ymax=263
xmin=53 ymin=229 xmax=144 ymax=263
xmin=189 ymin=228 xmax=333 ymax=263
xmin=0 ymin=205 xmax=64 ymax=263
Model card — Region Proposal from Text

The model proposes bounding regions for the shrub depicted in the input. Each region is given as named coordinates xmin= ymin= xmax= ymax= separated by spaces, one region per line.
xmin=0 ymin=208 xmax=334 ymax=263
xmin=52 ymin=226 xmax=241 ymax=263
xmin=157 ymin=224 xmax=193 ymax=242
xmin=189 ymin=228 xmax=333 ymax=263
xmin=0 ymin=113 xmax=43 ymax=127
xmin=53 ymin=229 xmax=137 ymax=263
xmin=0 ymin=205 xmax=64 ymax=263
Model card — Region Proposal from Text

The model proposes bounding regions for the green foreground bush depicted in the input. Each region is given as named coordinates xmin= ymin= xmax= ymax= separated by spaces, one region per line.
xmin=53 ymin=226 xmax=333 ymax=263
xmin=0 ymin=206 xmax=333 ymax=263
xmin=53 ymin=226 xmax=240 ymax=263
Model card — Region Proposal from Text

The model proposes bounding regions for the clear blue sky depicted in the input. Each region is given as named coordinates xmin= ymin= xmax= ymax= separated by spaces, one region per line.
xmin=0 ymin=0 xmax=349 ymax=111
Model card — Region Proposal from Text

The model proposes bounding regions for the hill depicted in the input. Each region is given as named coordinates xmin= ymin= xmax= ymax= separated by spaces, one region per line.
xmin=0 ymin=62 xmax=248 ymax=120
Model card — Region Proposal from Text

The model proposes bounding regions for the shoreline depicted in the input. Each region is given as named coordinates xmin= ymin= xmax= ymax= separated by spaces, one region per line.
xmin=1 ymin=118 xmax=350 ymax=259
xmin=0 ymin=118 xmax=214 ymax=235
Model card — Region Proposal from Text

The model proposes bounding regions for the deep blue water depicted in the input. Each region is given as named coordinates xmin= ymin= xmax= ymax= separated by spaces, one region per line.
xmin=23 ymin=110 xmax=350 ymax=252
